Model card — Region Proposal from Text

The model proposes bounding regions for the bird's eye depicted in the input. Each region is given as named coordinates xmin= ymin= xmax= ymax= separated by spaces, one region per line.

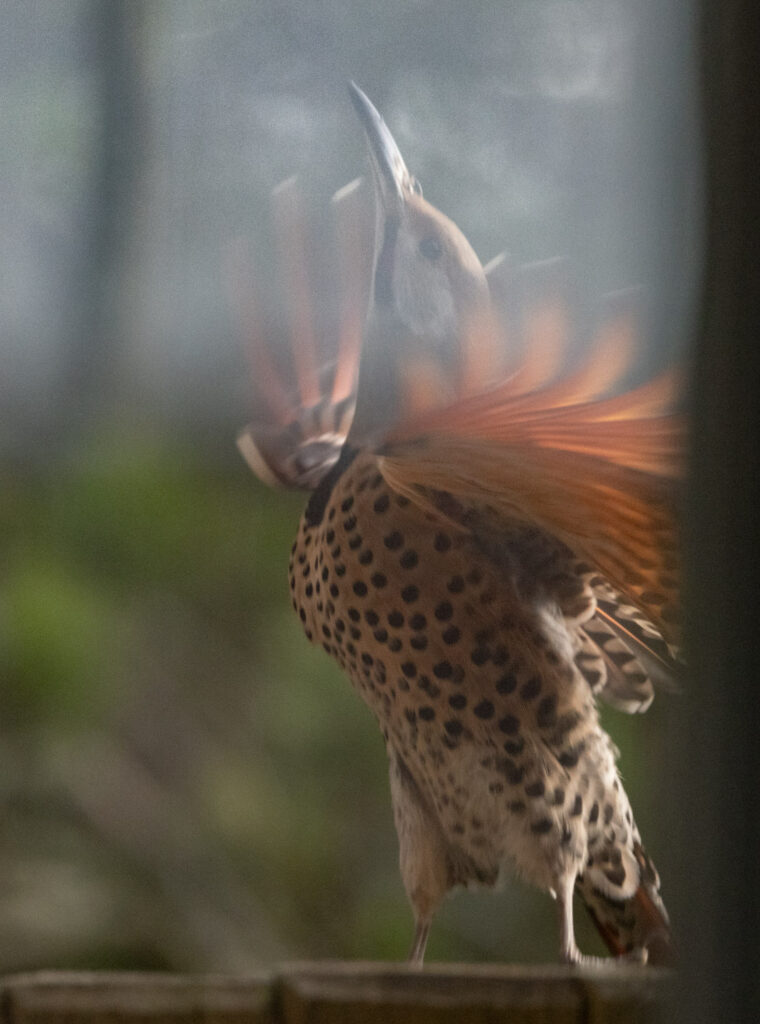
xmin=419 ymin=235 xmax=443 ymax=262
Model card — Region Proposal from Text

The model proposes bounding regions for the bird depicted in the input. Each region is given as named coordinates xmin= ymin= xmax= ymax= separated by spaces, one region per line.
xmin=236 ymin=83 xmax=682 ymax=966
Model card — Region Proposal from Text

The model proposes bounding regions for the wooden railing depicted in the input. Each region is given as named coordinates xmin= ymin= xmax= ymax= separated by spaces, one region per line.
xmin=0 ymin=963 xmax=671 ymax=1022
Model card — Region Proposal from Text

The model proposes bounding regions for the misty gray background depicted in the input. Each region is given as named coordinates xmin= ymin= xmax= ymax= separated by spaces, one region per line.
xmin=4 ymin=0 xmax=701 ymax=455
xmin=2 ymin=0 xmax=700 ymax=972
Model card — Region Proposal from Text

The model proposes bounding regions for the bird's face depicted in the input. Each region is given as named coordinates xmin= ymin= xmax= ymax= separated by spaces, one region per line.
xmin=348 ymin=84 xmax=491 ymax=444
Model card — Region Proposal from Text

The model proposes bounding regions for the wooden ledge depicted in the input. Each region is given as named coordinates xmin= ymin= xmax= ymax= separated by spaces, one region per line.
xmin=0 ymin=963 xmax=672 ymax=1023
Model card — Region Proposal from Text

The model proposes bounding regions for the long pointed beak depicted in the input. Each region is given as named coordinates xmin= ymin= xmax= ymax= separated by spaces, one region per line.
xmin=348 ymin=82 xmax=413 ymax=208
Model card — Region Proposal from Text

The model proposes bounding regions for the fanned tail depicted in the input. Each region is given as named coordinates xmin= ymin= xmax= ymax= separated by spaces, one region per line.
xmin=233 ymin=178 xmax=370 ymax=489
xmin=577 ymin=844 xmax=675 ymax=966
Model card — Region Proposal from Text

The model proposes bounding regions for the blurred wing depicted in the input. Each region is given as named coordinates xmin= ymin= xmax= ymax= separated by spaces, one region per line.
xmin=379 ymin=435 xmax=681 ymax=649
xmin=377 ymin=275 xmax=683 ymax=648
xmin=234 ymin=178 xmax=370 ymax=489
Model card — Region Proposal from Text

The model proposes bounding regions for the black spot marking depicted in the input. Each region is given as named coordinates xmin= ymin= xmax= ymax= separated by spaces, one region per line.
xmin=402 ymin=585 xmax=420 ymax=603
xmin=442 ymin=625 xmax=460 ymax=645
xmin=536 ymin=695 xmax=558 ymax=728
xmin=373 ymin=493 xmax=390 ymax=514
xmin=520 ymin=676 xmax=542 ymax=700
xmin=604 ymin=803 xmax=614 ymax=825
xmin=555 ymin=711 xmax=581 ymax=738
xmin=388 ymin=610 xmax=404 ymax=628
xmin=495 ymin=758 xmax=525 ymax=785
xmin=471 ymin=646 xmax=490 ymax=666
xmin=473 ymin=700 xmax=494 ymax=719
xmin=373 ymin=628 xmax=388 ymax=643
xmin=605 ymin=865 xmax=627 ymax=887
xmin=384 ymin=531 xmax=403 ymax=550
xmin=352 ymin=581 xmax=367 ymax=597
xmin=447 ymin=575 xmax=465 ymax=593
xmin=343 ymin=515 xmax=357 ymax=531
xmin=449 ymin=694 xmax=467 ymax=710
xmin=341 ymin=496 xmax=354 ymax=512
xmin=503 ymin=738 xmax=524 ymax=756
xmin=498 ymin=715 xmax=519 ymax=734
xmin=496 ymin=673 xmax=517 ymax=695
xmin=508 ymin=800 xmax=526 ymax=813
xmin=433 ymin=661 xmax=453 ymax=679
xmin=410 ymin=635 xmax=427 ymax=650
xmin=491 ymin=647 xmax=508 ymax=667
xmin=570 ymin=795 xmax=583 ymax=816
xmin=418 ymin=706 xmax=435 ymax=721
xmin=444 ymin=719 xmax=464 ymax=737
xmin=400 ymin=550 xmax=418 ymax=569
xmin=589 ymin=802 xmax=600 ymax=824
xmin=401 ymin=662 xmax=417 ymax=679
xmin=359 ymin=549 xmax=373 ymax=566
xmin=409 ymin=613 xmax=426 ymax=630
xmin=559 ymin=743 xmax=586 ymax=769
xmin=365 ymin=610 xmax=379 ymax=626
xmin=348 ymin=534 xmax=362 ymax=550
xmin=371 ymin=572 xmax=387 ymax=588
xmin=531 ymin=818 xmax=553 ymax=835
xmin=434 ymin=601 xmax=453 ymax=621
xmin=418 ymin=676 xmax=440 ymax=698
xmin=434 ymin=533 xmax=451 ymax=552
xmin=525 ymin=780 xmax=545 ymax=798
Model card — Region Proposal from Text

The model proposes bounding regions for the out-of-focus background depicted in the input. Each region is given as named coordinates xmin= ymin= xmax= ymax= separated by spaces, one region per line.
xmin=2 ymin=0 xmax=700 ymax=971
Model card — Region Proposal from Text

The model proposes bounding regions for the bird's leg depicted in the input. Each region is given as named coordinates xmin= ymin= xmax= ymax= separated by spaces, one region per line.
xmin=388 ymin=748 xmax=449 ymax=967
xmin=407 ymin=917 xmax=430 ymax=967
xmin=556 ymin=875 xmax=648 ymax=966
xmin=556 ymin=874 xmax=585 ymax=965
xmin=556 ymin=874 xmax=610 ymax=967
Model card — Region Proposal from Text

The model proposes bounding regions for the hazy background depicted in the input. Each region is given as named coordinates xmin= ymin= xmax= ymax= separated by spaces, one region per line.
xmin=2 ymin=0 xmax=700 ymax=970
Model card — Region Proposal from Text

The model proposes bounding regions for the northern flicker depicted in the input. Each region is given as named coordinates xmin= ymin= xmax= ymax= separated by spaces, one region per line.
xmin=237 ymin=84 xmax=681 ymax=965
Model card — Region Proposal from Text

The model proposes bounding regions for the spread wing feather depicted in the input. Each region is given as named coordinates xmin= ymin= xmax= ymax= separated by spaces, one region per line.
xmin=379 ymin=437 xmax=680 ymax=649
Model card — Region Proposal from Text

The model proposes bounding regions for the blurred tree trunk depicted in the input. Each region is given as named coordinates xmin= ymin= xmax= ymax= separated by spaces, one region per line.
xmin=59 ymin=0 xmax=148 ymax=440
xmin=671 ymin=0 xmax=760 ymax=1020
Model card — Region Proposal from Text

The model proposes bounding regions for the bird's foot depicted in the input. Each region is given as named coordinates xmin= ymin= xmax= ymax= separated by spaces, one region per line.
xmin=561 ymin=943 xmax=648 ymax=968
xmin=406 ymin=919 xmax=430 ymax=968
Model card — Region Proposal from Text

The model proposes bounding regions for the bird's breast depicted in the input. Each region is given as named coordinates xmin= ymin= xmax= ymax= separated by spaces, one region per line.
xmin=288 ymin=450 xmax=602 ymax=883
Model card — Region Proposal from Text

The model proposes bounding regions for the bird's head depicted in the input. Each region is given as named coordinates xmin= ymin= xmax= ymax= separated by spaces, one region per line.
xmin=348 ymin=83 xmax=491 ymax=444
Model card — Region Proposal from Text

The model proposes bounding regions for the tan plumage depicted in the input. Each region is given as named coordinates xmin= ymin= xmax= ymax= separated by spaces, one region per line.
xmin=237 ymin=84 xmax=681 ymax=965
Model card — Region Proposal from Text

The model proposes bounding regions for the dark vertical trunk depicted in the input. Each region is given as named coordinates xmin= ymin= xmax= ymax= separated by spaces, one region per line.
xmin=670 ymin=1 xmax=760 ymax=1020
xmin=58 ymin=0 xmax=148 ymax=441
